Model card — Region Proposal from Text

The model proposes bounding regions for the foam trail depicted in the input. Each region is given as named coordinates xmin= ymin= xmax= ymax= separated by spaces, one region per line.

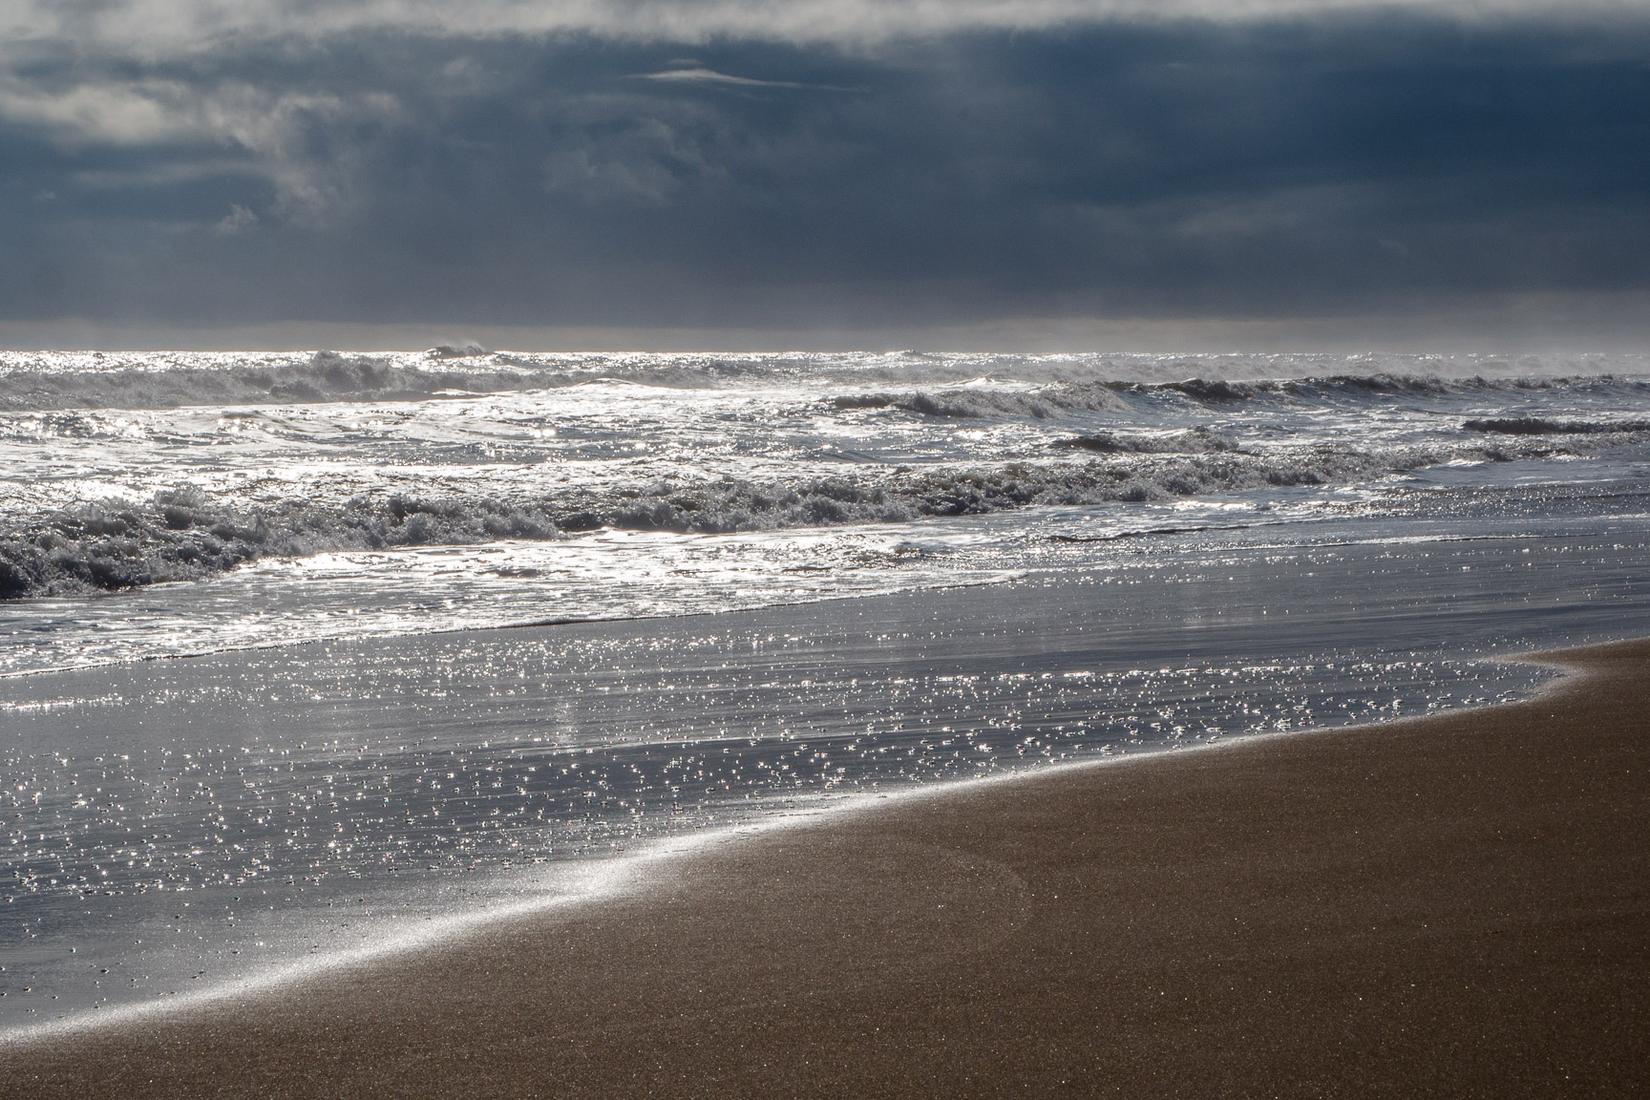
xmin=0 ymin=435 xmax=1606 ymax=598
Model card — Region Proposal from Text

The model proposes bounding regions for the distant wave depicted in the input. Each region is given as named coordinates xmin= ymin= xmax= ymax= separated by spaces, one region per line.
xmin=424 ymin=343 xmax=491 ymax=359
xmin=0 ymin=351 xmax=555 ymax=412
xmin=0 ymin=349 xmax=832 ymax=412
xmin=828 ymin=384 xmax=1125 ymax=419
xmin=1141 ymin=373 xmax=1457 ymax=401
xmin=1462 ymin=416 xmax=1650 ymax=436
xmin=829 ymin=373 xmax=1650 ymax=422
xmin=0 ymin=435 xmax=1582 ymax=599
xmin=1139 ymin=372 xmax=1649 ymax=403
xmin=5 ymin=346 xmax=1646 ymax=414
xmin=1050 ymin=428 xmax=1239 ymax=454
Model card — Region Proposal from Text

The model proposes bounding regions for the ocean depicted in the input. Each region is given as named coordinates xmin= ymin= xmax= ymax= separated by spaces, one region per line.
xmin=3 ymin=347 xmax=1650 ymax=1034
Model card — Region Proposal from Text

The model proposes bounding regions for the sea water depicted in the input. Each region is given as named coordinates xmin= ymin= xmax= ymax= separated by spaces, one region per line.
xmin=2 ymin=348 xmax=1649 ymax=1032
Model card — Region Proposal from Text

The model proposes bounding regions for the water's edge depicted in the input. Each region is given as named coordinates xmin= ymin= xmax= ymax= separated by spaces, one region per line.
xmin=0 ymin=633 xmax=1609 ymax=1048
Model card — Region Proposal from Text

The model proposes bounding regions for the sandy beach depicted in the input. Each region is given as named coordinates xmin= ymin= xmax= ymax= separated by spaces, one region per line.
xmin=9 ymin=0 xmax=1650 ymax=1093
xmin=2 ymin=637 xmax=1645 ymax=1097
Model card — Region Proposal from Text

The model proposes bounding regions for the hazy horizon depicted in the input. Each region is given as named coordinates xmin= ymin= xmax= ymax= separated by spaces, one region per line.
xmin=6 ymin=294 xmax=1650 ymax=356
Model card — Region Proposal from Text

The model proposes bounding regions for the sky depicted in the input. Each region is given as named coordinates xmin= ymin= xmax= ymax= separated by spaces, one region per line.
xmin=1 ymin=0 xmax=1648 ymax=350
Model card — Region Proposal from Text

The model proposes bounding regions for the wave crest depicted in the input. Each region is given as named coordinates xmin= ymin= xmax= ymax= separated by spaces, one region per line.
xmin=0 ymin=351 xmax=561 ymax=412
xmin=830 ymin=373 xmax=1650 ymax=422
xmin=0 ymin=435 xmax=1581 ymax=600
xmin=1462 ymin=416 xmax=1650 ymax=435
xmin=1050 ymin=428 xmax=1239 ymax=454
xmin=829 ymin=384 xmax=1126 ymax=419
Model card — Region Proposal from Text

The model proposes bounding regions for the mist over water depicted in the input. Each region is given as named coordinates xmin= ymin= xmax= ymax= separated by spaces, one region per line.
xmin=3 ymin=348 xmax=1650 ymax=1034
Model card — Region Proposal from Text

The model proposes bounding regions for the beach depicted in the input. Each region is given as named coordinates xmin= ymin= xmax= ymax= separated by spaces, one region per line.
xmin=5 ymin=636 xmax=1646 ymax=1097
xmin=9 ymin=1 xmax=1650 ymax=1093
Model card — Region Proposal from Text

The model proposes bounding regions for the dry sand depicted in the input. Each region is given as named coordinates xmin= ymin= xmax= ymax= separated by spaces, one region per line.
xmin=4 ymin=639 xmax=1648 ymax=1097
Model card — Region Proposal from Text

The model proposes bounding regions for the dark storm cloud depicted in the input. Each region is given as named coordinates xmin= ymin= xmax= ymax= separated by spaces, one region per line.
xmin=1 ymin=6 xmax=1648 ymax=337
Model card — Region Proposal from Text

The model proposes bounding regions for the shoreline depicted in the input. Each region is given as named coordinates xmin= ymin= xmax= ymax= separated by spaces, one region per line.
xmin=0 ymin=638 xmax=1574 ymax=1047
xmin=5 ymin=637 xmax=1648 ymax=1095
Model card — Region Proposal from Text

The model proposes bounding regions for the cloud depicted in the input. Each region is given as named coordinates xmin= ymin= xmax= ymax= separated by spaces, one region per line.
xmin=634 ymin=66 xmax=854 ymax=91
xmin=0 ymin=8 xmax=1646 ymax=342
xmin=2 ymin=1 xmax=1644 ymax=53
xmin=0 ymin=61 xmax=404 ymax=221
xmin=214 ymin=202 xmax=258 ymax=236
xmin=0 ymin=76 xmax=204 ymax=147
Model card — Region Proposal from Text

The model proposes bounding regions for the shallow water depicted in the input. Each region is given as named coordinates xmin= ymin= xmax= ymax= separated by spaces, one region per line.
xmin=2 ymin=349 xmax=1649 ymax=1033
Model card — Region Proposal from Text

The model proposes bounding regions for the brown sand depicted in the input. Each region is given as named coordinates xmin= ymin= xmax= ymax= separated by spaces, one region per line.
xmin=4 ymin=639 xmax=1649 ymax=1098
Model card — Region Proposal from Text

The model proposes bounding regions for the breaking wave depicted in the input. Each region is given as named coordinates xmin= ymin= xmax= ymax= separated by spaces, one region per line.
xmin=1138 ymin=372 xmax=1650 ymax=403
xmin=828 ymin=384 xmax=1127 ymax=419
xmin=1462 ymin=416 xmax=1650 ymax=436
xmin=0 ymin=436 xmax=1580 ymax=599
xmin=4 ymin=349 xmax=1647 ymax=603
xmin=828 ymin=373 xmax=1650 ymax=421
xmin=1050 ymin=428 xmax=1239 ymax=454
xmin=1180 ymin=372 xmax=1461 ymax=400
xmin=0 ymin=351 xmax=555 ymax=412
xmin=0 ymin=349 xmax=826 ymax=412
xmin=6 ymin=346 xmax=1646 ymax=415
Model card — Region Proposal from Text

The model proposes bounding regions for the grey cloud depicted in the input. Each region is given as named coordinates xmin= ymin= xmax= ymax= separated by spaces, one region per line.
xmin=213 ymin=202 xmax=258 ymax=235
xmin=3 ymin=0 xmax=1645 ymax=53
xmin=0 ymin=11 xmax=1647 ymax=343
xmin=0 ymin=61 xmax=404 ymax=223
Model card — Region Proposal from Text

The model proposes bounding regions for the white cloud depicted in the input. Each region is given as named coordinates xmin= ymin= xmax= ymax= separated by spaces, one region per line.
xmin=214 ymin=203 xmax=259 ymax=236
xmin=0 ymin=77 xmax=200 ymax=146
xmin=0 ymin=70 xmax=403 ymax=222
xmin=634 ymin=66 xmax=855 ymax=91
xmin=1 ymin=0 xmax=1640 ymax=52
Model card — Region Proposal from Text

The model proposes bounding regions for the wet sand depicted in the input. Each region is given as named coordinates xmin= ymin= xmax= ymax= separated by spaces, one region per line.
xmin=4 ymin=638 xmax=1649 ymax=1097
